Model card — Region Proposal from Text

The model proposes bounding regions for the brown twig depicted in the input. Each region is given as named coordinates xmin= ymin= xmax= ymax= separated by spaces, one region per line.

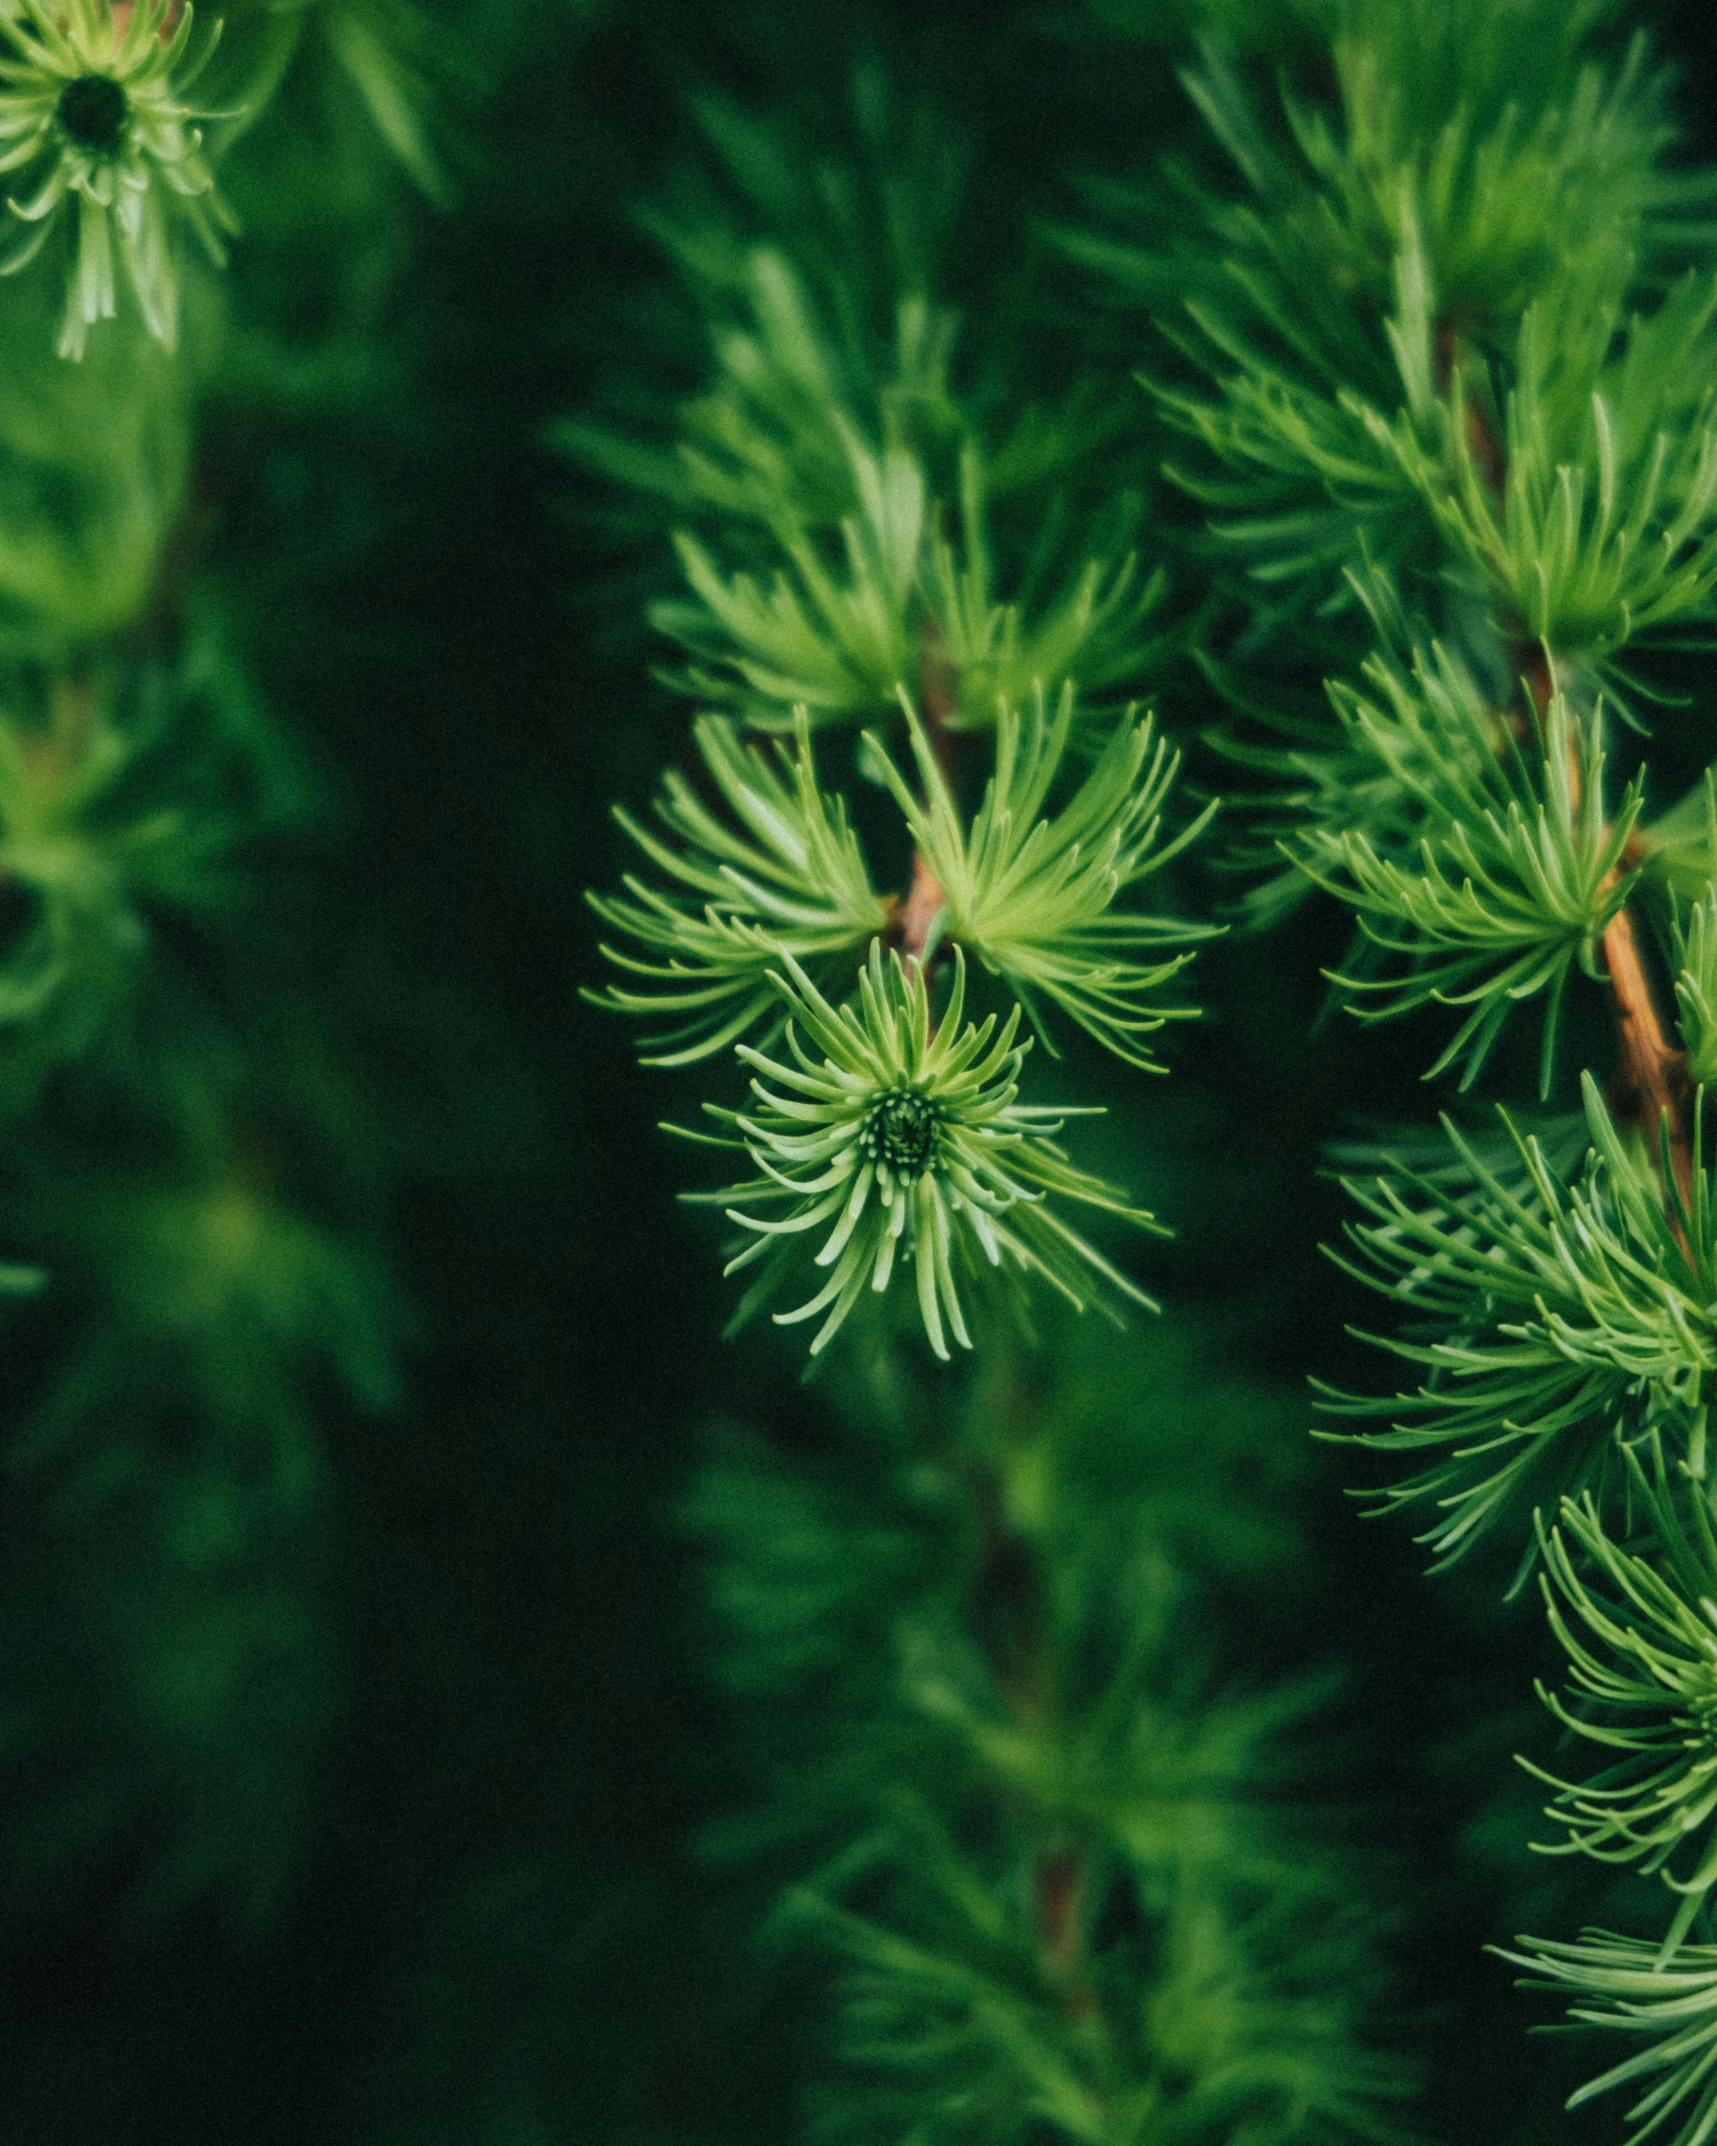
xmin=1435 ymin=317 xmax=1505 ymax=497
xmin=1034 ymin=1847 xmax=1097 ymax=2022
xmin=1443 ymin=308 xmax=1694 ymax=1210
xmin=1510 ymin=641 xmax=1692 ymax=1209
xmin=893 ymin=629 xmax=959 ymax=971
xmin=897 ymin=853 xmax=946 ymax=968
xmin=1603 ymin=904 xmax=1693 ymax=1208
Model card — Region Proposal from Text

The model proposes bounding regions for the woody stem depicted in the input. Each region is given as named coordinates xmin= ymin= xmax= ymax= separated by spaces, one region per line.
xmin=897 ymin=633 xmax=958 ymax=969
xmin=1518 ymin=645 xmax=1691 ymax=1207
xmin=1446 ymin=328 xmax=1693 ymax=1207
xmin=1603 ymin=904 xmax=1692 ymax=1209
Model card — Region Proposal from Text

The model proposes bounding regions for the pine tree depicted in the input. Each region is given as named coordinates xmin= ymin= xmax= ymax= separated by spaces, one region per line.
xmin=26 ymin=1 xmax=1717 ymax=2140
xmin=576 ymin=45 xmax=1420 ymax=2146
xmin=573 ymin=3 xmax=1717 ymax=2143
xmin=1060 ymin=4 xmax=1717 ymax=2143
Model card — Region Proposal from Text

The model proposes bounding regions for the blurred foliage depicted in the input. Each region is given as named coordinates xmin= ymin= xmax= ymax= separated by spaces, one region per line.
xmin=688 ymin=1312 xmax=1418 ymax=2146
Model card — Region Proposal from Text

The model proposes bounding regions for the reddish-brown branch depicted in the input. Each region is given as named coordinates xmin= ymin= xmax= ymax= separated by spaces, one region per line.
xmin=1440 ymin=312 xmax=1697 ymax=1217
xmin=112 ymin=1 xmax=184 ymax=40
xmin=1508 ymin=637 xmax=1692 ymax=1203
xmin=906 ymin=619 xmax=1100 ymax=2015
xmin=1602 ymin=905 xmax=1692 ymax=1209
xmin=1436 ymin=316 xmax=1506 ymax=496
xmin=1034 ymin=1847 xmax=1097 ymax=2022
xmin=1479 ymin=483 xmax=1694 ymax=1213
xmin=893 ymin=627 xmax=959 ymax=972
xmin=897 ymin=852 xmax=946 ymax=967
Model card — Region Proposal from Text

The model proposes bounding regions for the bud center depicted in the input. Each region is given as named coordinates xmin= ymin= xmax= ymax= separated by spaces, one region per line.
xmin=57 ymin=75 xmax=127 ymax=154
xmin=866 ymin=1087 xmax=940 ymax=1181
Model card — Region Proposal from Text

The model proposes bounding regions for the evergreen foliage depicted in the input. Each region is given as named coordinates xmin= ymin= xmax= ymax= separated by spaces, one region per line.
xmin=1323 ymin=1078 xmax=1717 ymax=1569
xmin=579 ymin=69 xmax=1215 ymax=1358
xmin=0 ymin=0 xmax=234 ymax=358
xmin=1528 ymin=1462 xmax=1717 ymax=1927
xmin=1062 ymin=0 xmax=1717 ymax=2140
xmin=36 ymin=1 xmax=1717 ymax=2142
xmin=1297 ymin=658 xmax=1641 ymax=1091
xmin=871 ymin=691 xmax=1218 ymax=1070
xmin=685 ymin=942 xmax=1159 ymax=1362
xmin=588 ymin=708 xmax=890 ymax=1067
xmin=688 ymin=1315 xmax=1416 ymax=2146
xmin=0 ymin=0 xmax=458 ymax=2078
xmin=577 ymin=28 xmax=1422 ymax=2146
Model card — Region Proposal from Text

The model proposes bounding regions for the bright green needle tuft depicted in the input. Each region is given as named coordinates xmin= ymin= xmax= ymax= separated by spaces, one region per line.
xmin=0 ymin=0 xmax=236 ymax=357
xmin=687 ymin=941 xmax=1160 ymax=1362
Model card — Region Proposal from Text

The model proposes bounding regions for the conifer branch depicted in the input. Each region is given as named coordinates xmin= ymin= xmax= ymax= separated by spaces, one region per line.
xmin=1486 ymin=432 xmax=1693 ymax=1206
xmin=0 ymin=0 xmax=435 ymax=1984
xmin=578 ymin=51 xmax=1420 ymax=2146
xmin=583 ymin=99 xmax=1218 ymax=1349
xmin=1066 ymin=6 xmax=1717 ymax=2136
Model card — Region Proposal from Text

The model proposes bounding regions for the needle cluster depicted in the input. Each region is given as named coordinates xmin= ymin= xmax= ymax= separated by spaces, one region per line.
xmin=578 ymin=47 xmax=1415 ymax=2146
xmin=1059 ymin=3 xmax=1717 ymax=2139
xmin=584 ymin=80 xmax=1213 ymax=1360
xmin=689 ymin=942 xmax=1157 ymax=1361
xmin=1529 ymin=1472 xmax=1717 ymax=1939
xmin=1326 ymin=1080 xmax=1717 ymax=1567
